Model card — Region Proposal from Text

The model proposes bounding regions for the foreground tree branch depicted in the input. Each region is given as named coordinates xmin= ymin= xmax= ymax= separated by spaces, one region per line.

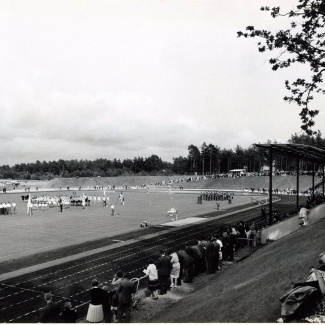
xmin=238 ymin=0 xmax=325 ymax=135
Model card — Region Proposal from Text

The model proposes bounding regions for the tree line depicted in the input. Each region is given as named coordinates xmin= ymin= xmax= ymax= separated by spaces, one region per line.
xmin=0 ymin=132 xmax=325 ymax=180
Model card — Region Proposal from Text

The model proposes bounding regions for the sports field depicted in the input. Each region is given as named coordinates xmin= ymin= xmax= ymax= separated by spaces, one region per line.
xmin=0 ymin=189 xmax=254 ymax=262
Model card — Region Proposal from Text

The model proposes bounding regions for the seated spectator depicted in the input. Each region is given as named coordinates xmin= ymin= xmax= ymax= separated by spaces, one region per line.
xmin=279 ymin=255 xmax=325 ymax=323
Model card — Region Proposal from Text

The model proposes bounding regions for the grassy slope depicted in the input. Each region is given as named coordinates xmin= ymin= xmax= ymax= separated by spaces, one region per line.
xmin=148 ymin=216 xmax=325 ymax=323
xmin=46 ymin=175 xmax=315 ymax=192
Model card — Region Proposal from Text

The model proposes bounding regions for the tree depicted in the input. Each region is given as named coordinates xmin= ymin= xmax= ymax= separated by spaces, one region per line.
xmin=237 ymin=0 xmax=325 ymax=135
xmin=200 ymin=142 xmax=208 ymax=176
xmin=187 ymin=145 xmax=200 ymax=174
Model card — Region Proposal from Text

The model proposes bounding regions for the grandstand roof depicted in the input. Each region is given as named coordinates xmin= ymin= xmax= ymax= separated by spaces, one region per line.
xmin=254 ymin=143 xmax=325 ymax=164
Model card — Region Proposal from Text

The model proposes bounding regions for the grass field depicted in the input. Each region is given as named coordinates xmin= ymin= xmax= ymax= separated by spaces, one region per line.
xmin=0 ymin=189 xmax=253 ymax=262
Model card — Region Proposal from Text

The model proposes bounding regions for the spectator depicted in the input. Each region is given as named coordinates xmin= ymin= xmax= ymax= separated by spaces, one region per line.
xmin=215 ymin=235 xmax=223 ymax=269
xmin=101 ymin=286 xmax=111 ymax=323
xmin=143 ymin=258 xmax=159 ymax=299
xmin=185 ymin=242 xmax=200 ymax=277
xmin=169 ymin=249 xmax=180 ymax=288
xmin=205 ymin=237 xmax=217 ymax=274
xmin=191 ymin=240 xmax=205 ymax=273
xmin=197 ymin=237 xmax=207 ymax=273
xmin=299 ymin=206 xmax=310 ymax=226
xmin=156 ymin=250 xmax=172 ymax=295
xmin=117 ymin=273 xmax=136 ymax=323
xmin=111 ymin=270 xmax=124 ymax=323
xmin=86 ymin=279 xmax=104 ymax=323
xmin=40 ymin=292 xmax=61 ymax=323
xmin=248 ymin=227 xmax=257 ymax=252
xmin=61 ymin=301 xmax=77 ymax=323
xmin=178 ymin=247 xmax=194 ymax=283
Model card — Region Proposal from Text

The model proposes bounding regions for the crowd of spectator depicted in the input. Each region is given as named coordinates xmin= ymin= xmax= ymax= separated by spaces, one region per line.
xmin=37 ymin=217 xmax=262 ymax=323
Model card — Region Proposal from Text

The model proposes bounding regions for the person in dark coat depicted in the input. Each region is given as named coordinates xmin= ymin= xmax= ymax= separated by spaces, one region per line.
xmin=117 ymin=273 xmax=136 ymax=323
xmin=156 ymin=250 xmax=172 ymax=294
xmin=178 ymin=247 xmax=194 ymax=283
xmin=197 ymin=237 xmax=207 ymax=273
xmin=205 ymin=238 xmax=217 ymax=274
xmin=86 ymin=279 xmax=105 ymax=323
xmin=102 ymin=286 xmax=111 ymax=323
xmin=185 ymin=242 xmax=200 ymax=276
xmin=61 ymin=301 xmax=77 ymax=323
xmin=192 ymin=240 xmax=205 ymax=273
xmin=40 ymin=292 xmax=61 ymax=323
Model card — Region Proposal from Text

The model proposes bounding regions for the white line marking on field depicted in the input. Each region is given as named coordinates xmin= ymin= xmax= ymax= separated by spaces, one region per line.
xmin=112 ymin=239 xmax=124 ymax=242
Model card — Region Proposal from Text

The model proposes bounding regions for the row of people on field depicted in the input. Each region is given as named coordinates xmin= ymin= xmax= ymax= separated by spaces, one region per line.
xmin=200 ymin=191 xmax=235 ymax=201
xmin=0 ymin=202 xmax=16 ymax=214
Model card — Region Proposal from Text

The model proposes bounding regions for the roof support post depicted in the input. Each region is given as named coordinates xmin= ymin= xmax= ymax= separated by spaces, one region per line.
xmin=322 ymin=163 xmax=325 ymax=198
xmin=312 ymin=162 xmax=315 ymax=197
xmin=296 ymin=158 xmax=299 ymax=209
xmin=269 ymin=147 xmax=273 ymax=225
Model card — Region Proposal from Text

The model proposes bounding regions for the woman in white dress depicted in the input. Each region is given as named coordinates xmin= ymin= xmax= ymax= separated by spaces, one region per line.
xmin=169 ymin=250 xmax=180 ymax=288
xmin=143 ymin=258 xmax=159 ymax=299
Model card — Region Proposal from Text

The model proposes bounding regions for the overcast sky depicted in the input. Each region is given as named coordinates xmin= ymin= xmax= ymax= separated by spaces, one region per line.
xmin=1 ymin=0 xmax=325 ymax=166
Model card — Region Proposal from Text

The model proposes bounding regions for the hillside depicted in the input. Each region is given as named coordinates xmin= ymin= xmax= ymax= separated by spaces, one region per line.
xmin=44 ymin=175 xmax=315 ymax=192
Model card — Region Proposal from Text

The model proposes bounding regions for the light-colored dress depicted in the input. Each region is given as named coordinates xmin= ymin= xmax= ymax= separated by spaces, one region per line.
xmin=143 ymin=263 xmax=159 ymax=292
xmin=170 ymin=252 xmax=180 ymax=278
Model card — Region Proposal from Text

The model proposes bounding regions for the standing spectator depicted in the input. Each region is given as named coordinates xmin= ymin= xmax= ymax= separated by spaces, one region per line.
xmin=117 ymin=273 xmax=136 ymax=323
xmin=111 ymin=270 xmax=124 ymax=323
xmin=61 ymin=301 xmax=77 ymax=323
xmin=197 ymin=237 xmax=207 ymax=273
xmin=261 ymin=206 xmax=266 ymax=221
xmin=169 ymin=249 xmax=180 ymax=288
xmin=248 ymin=227 xmax=257 ymax=252
xmin=156 ymin=250 xmax=172 ymax=295
xmin=236 ymin=222 xmax=246 ymax=248
xmin=228 ymin=227 xmax=236 ymax=261
xmin=40 ymin=292 xmax=61 ymax=323
xmin=143 ymin=258 xmax=159 ymax=299
xmin=192 ymin=240 xmax=205 ymax=273
xmin=86 ymin=279 xmax=104 ymax=323
xmin=101 ymin=286 xmax=111 ymax=323
xmin=176 ymin=250 xmax=183 ymax=286
xmin=185 ymin=242 xmax=200 ymax=277
xmin=299 ymin=206 xmax=310 ymax=226
xmin=215 ymin=235 xmax=223 ymax=269
xmin=205 ymin=238 xmax=217 ymax=274
xmin=178 ymin=247 xmax=194 ymax=283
